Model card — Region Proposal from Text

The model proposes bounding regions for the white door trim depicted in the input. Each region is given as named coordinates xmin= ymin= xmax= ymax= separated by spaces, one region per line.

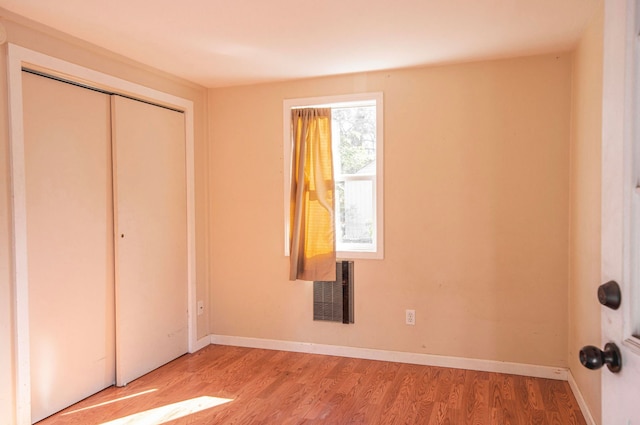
xmin=7 ymin=43 xmax=197 ymax=425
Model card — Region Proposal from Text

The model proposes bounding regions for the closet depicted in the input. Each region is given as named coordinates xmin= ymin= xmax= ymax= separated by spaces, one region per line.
xmin=22 ymin=71 xmax=188 ymax=423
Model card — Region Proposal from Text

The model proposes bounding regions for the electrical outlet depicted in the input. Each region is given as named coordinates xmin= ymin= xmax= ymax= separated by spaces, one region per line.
xmin=197 ymin=300 xmax=204 ymax=316
xmin=406 ymin=309 xmax=415 ymax=325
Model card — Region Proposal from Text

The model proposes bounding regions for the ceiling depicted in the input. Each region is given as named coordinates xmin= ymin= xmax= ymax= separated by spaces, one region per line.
xmin=0 ymin=0 xmax=601 ymax=88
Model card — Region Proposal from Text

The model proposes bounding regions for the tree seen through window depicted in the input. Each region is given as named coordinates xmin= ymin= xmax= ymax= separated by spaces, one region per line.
xmin=332 ymin=106 xmax=376 ymax=245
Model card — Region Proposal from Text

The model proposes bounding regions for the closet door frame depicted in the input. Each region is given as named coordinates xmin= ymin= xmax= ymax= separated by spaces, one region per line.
xmin=7 ymin=44 xmax=198 ymax=425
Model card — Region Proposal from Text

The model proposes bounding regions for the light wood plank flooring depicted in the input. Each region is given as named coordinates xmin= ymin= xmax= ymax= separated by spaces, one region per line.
xmin=38 ymin=344 xmax=587 ymax=424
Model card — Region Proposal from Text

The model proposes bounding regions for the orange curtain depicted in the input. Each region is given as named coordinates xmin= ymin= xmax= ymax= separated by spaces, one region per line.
xmin=289 ymin=108 xmax=336 ymax=281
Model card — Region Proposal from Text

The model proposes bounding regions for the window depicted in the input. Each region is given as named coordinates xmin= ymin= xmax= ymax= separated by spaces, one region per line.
xmin=283 ymin=92 xmax=383 ymax=259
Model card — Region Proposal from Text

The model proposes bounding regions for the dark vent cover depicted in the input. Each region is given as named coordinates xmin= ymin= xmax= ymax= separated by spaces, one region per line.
xmin=313 ymin=261 xmax=354 ymax=323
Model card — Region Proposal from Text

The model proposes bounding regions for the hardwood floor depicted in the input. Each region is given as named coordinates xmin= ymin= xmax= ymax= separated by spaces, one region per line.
xmin=38 ymin=345 xmax=587 ymax=424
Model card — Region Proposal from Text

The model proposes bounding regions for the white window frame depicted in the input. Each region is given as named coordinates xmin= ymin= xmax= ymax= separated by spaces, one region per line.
xmin=283 ymin=92 xmax=384 ymax=260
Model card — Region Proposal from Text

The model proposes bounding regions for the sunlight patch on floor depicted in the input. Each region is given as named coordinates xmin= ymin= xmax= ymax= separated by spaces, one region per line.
xmin=99 ymin=396 xmax=233 ymax=424
xmin=61 ymin=389 xmax=158 ymax=416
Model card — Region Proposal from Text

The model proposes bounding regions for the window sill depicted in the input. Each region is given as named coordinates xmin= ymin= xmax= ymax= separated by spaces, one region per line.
xmin=337 ymin=251 xmax=383 ymax=260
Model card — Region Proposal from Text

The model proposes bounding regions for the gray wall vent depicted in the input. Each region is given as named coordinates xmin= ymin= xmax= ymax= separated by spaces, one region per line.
xmin=313 ymin=261 xmax=354 ymax=324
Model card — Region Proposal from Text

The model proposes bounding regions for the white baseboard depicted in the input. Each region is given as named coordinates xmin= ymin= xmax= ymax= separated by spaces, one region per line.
xmin=209 ymin=334 xmax=567 ymax=381
xmin=568 ymin=370 xmax=597 ymax=425
xmin=191 ymin=336 xmax=211 ymax=353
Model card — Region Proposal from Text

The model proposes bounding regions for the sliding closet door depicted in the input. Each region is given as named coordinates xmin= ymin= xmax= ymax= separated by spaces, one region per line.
xmin=22 ymin=72 xmax=115 ymax=423
xmin=111 ymin=96 xmax=188 ymax=386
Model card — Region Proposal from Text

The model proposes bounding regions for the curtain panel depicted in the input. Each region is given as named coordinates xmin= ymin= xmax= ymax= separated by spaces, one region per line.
xmin=289 ymin=108 xmax=336 ymax=281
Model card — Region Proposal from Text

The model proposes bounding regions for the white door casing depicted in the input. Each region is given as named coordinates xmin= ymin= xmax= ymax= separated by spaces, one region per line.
xmin=7 ymin=44 xmax=198 ymax=425
xmin=600 ymin=0 xmax=640 ymax=423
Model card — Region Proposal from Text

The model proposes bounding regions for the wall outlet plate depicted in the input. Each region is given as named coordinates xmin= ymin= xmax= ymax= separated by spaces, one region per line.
xmin=406 ymin=309 xmax=415 ymax=325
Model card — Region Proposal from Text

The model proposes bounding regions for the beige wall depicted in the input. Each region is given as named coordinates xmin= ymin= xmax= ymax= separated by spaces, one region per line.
xmin=209 ymin=54 xmax=571 ymax=366
xmin=569 ymin=6 xmax=604 ymax=424
xmin=0 ymin=13 xmax=209 ymax=422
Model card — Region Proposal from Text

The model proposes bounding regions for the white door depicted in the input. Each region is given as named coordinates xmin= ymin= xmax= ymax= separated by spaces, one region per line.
xmin=111 ymin=95 xmax=188 ymax=386
xmin=600 ymin=0 xmax=640 ymax=423
xmin=22 ymin=73 xmax=115 ymax=422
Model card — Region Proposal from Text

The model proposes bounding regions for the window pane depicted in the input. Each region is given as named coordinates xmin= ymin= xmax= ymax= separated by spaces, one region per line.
xmin=332 ymin=106 xmax=376 ymax=176
xmin=336 ymin=179 xmax=374 ymax=246
xmin=332 ymin=104 xmax=377 ymax=252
